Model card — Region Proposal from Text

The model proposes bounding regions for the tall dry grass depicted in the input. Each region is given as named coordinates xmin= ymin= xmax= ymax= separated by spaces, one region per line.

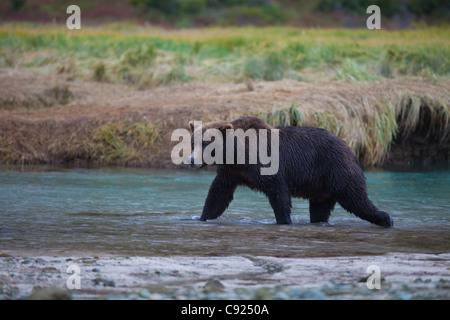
xmin=260 ymin=81 xmax=449 ymax=167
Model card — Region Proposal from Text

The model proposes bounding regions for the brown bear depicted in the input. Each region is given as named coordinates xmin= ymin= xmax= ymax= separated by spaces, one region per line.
xmin=188 ymin=116 xmax=393 ymax=227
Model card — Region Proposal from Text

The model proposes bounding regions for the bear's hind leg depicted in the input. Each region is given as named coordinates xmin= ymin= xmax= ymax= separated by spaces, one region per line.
xmin=337 ymin=192 xmax=393 ymax=227
xmin=309 ymin=199 xmax=335 ymax=224
xmin=258 ymin=176 xmax=292 ymax=225
xmin=267 ymin=191 xmax=292 ymax=225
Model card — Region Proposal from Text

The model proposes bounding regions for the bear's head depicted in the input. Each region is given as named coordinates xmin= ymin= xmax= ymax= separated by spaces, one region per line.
xmin=187 ymin=117 xmax=279 ymax=176
xmin=189 ymin=120 xmax=232 ymax=168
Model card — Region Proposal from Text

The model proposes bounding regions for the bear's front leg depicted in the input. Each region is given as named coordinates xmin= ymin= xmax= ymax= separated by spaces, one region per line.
xmin=200 ymin=174 xmax=237 ymax=221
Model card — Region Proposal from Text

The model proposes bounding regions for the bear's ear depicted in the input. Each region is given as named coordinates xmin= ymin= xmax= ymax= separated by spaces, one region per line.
xmin=218 ymin=123 xmax=233 ymax=131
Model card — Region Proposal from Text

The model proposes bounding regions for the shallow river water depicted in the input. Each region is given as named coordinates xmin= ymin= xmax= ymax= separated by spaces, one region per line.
xmin=0 ymin=167 xmax=449 ymax=257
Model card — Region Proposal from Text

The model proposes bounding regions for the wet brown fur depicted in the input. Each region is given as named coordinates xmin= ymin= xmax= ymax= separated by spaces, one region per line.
xmin=191 ymin=116 xmax=393 ymax=227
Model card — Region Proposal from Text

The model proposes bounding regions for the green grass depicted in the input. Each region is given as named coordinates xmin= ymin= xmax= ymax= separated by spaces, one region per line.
xmin=260 ymin=103 xmax=304 ymax=127
xmin=243 ymin=51 xmax=288 ymax=81
xmin=334 ymin=58 xmax=378 ymax=81
xmin=0 ymin=24 xmax=448 ymax=87
xmin=93 ymin=122 xmax=160 ymax=164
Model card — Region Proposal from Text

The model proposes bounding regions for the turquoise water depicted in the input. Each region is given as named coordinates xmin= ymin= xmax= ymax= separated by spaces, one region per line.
xmin=0 ymin=167 xmax=449 ymax=257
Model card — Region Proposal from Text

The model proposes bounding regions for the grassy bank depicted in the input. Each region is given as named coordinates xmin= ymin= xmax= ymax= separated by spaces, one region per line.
xmin=1 ymin=24 xmax=449 ymax=85
xmin=0 ymin=24 xmax=449 ymax=168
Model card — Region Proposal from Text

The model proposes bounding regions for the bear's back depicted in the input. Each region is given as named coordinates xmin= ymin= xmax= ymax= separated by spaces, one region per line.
xmin=278 ymin=126 xmax=361 ymax=192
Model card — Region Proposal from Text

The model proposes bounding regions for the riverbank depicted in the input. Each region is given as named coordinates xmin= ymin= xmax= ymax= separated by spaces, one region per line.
xmin=1 ymin=253 xmax=449 ymax=300
xmin=1 ymin=24 xmax=449 ymax=170
xmin=0 ymin=68 xmax=448 ymax=169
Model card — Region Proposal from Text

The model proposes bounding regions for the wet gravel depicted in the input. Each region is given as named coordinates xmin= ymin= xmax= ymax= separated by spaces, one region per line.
xmin=1 ymin=253 xmax=449 ymax=300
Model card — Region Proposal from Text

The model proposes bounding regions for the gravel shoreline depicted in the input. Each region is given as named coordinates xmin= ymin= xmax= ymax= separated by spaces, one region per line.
xmin=1 ymin=253 xmax=449 ymax=300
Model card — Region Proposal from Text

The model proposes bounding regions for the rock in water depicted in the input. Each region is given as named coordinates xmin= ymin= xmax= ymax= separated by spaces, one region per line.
xmin=203 ymin=279 xmax=225 ymax=293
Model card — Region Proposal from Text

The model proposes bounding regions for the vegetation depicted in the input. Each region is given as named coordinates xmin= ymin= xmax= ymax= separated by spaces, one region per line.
xmin=93 ymin=121 xmax=161 ymax=164
xmin=130 ymin=0 xmax=287 ymax=27
xmin=0 ymin=119 xmax=161 ymax=166
xmin=0 ymin=23 xmax=448 ymax=168
xmin=3 ymin=0 xmax=447 ymax=28
xmin=0 ymin=24 xmax=448 ymax=87
xmin=261 ymin=94 xmax=448 ymax=167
